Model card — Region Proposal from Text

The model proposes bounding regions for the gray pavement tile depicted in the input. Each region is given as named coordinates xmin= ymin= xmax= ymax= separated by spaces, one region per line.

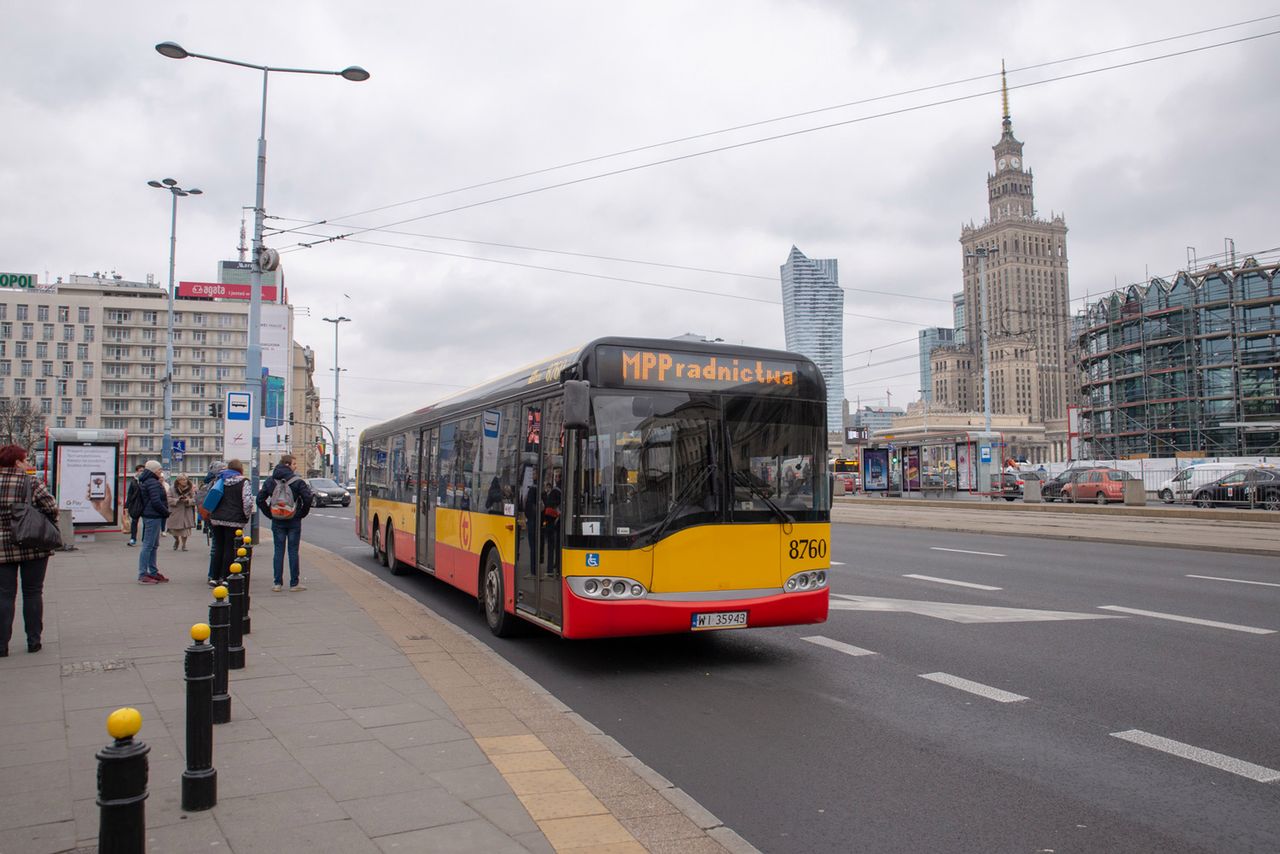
xmin=292 ymin=741 xmax=431 ymax=802
xmin=0 ymin=719 xmax=63 ymax=747
xmin=215 ymin=757 xmax=319 ymax=800
xmin=349 ymin=701 xmax=439 ymax=729
xmin=228 ymin=672 xmax=312 ymax=694
xmin=428 ymin=764 xmax=515 ymax=801
xmin=0 ymin=738 xmax=67 ymax=769
xmin=254 ymin=700 xmax=351 ymax=728
xmin=375 ymin=818 xmax=529 ymax=854
xmin=213 ymin=735 xmax=297 ymax=767
xmin=0 ymin=691 xmax=66 ymax=725
xmin=142 ymin=810 xmax=228 ymax=852
xmin=0 ymin=786 xmax=72 ymax=831
xmin=272 ymin=718 xmax=376 ymax=750
xmin=221 ymin=816 xmax=382 ymax=854
xmin=210 ymin=785 xmax=348 ymax=829
xmin=341 ymin=787 xmax=480 ymax=837
xmin=465 ymin=793 xmax=541 ymax=837
xmin=513 ymin=828 xmax=557 ymax=854
xmin=0 ymin=762 xmax=67 ymax=798
xmin=0 ymin=819 xmax=76 ymax=854
xmin=368 ymin=718 xmax=469 ymax=750
xmin=396 ymin=739 xmax=491 ymax=776
xmin=234 ymin=685 xmax=330 ymax=715
xmin=325 ymin=686 xmax=419 ymax=712
xmin=209 ymin=717 xmax=273 ymax=744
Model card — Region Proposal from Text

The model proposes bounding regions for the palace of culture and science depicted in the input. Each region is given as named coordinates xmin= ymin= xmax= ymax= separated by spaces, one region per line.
xmin=929 ymin=69 xmax=1072 ymax=459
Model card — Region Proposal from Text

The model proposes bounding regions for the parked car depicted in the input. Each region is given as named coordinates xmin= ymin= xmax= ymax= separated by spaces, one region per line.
xmin=989 ymin=472 xmax=1021 ymax=501
xmin=1042 ymin=466 xmax=1091 ymax=502
xmin=306 ymin=477 xmax=351 ymax=507
xmin=1190 ymin=468 xmax=1280 ymax=510
xmin=1060 ymin=467 xmax=1132 ymax=504
xmin=835 ymin=473 xmax=857 ymax=493
xmin=1157 ymin=463 xmax=1255 ymax=504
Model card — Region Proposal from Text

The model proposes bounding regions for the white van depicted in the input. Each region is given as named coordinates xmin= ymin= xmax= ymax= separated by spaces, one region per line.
xmin=1158 ymin=463 xmax=1255 ymax=504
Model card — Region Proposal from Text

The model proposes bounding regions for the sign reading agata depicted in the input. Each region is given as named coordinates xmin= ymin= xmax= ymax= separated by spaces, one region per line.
xmin=600 ymin=345 xmax=798 ymax=390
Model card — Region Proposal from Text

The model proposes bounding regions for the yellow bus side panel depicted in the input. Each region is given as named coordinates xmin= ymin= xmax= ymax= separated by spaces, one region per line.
xmin=367 ymin=498 xmax=416 ymax=538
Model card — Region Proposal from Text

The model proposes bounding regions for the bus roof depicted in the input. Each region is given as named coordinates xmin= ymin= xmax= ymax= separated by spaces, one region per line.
xmin=360 ymin=336 xmax=825 ymax=441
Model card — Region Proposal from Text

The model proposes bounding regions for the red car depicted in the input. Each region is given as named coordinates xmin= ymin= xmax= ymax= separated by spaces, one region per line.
xmin=1060 ymin=468 xmax=1130 ymax=504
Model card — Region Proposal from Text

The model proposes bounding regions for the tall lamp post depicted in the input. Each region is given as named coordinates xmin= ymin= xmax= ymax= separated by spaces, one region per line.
xmin=149 ymin=178 xmax=202 ymax=473
xmin=155 ymin=42 xmax=368 ymax=537
xmin=322 ymin=316 xmax=351 ymax=481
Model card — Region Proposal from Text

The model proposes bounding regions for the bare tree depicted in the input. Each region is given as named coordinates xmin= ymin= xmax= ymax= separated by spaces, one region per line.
xmin=0 ymin=398 xmax=46 ymax=453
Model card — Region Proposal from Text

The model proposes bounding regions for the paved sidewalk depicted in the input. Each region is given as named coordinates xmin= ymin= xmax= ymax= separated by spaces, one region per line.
xmin=0 ymin=532 xmax=755 ymax=854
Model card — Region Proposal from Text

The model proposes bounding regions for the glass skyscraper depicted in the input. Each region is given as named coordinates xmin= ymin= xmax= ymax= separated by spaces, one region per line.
xmin=918 ymin=326 xmax=955 ymax=402
xmin=780 ymin=246 xmax=844 ymax=431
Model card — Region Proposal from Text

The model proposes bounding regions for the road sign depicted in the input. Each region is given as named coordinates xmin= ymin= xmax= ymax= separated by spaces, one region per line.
xmin=226 ymin=392 xmax=251 ymax=421
xmin=980 ymin=446 xmax=992 ymax=464
xmin=224 ymin=392 xmax=253 ymax=462
xmin=172 ymin=439 xmax=186 ymax=462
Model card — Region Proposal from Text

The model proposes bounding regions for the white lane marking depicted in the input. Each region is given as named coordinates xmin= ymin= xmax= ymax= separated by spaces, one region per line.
xmin=1186 ymin=574 xmax=1280 ymax=589
xmin=830 ymin=561 xmax=847 ymax=566
xmin=919 ymin=672 xmax=1028 ymax=703
xmin=830 ymin=594 xmax=1118 ymax=623
xmin=1111 ymin=730 xmax=1280 ymax=783
xmin=1097 ymin=606 xmax=1276 ymax=635
xmin=802 ymin=635 xmax=877 ymax=657
xmin=930 ymin=547 xmax=1007 ymax=557
xmin=903 ymin=574 xmax=1002 ymax=591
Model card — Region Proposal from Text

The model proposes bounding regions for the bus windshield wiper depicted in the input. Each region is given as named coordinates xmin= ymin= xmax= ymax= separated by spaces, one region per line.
xmin=732 ymin=470 xmax=794 ymax=527
xmin=643 ymin=462 xmax=716 ymax=543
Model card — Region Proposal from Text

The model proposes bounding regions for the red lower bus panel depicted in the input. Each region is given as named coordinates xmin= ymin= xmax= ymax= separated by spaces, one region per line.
xmin=562 ymin=588 xmax=828 ymax=639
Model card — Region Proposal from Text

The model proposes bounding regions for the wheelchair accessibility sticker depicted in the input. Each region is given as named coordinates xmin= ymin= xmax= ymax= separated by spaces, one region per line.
xmin=585 ymin=553 xmax=600 ymax=568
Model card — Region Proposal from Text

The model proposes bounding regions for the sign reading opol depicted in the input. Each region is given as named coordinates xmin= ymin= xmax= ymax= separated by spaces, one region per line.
xmin=0 ymin=272 xmax=38 ymax=289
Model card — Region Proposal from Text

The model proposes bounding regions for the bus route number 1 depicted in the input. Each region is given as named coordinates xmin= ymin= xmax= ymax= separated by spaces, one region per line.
xmin=788 ymin=538 xmax=827 ymax=560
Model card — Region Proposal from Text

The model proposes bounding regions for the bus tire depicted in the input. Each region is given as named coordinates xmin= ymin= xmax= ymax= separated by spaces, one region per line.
xmin=387 ymin=524 xmax=407 ymax=575
xmin=482 ymin=549 xmax=515 ymax=637
xmin=371 ymin=517 xmax=383 ymax=563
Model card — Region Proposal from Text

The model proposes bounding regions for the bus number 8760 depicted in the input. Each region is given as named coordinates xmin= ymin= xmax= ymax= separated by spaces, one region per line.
xmin=788 ymin=538 xmax=827 ymax=560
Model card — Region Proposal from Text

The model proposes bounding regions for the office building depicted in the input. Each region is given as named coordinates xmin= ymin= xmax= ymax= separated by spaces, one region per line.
xmin=952 ymin=291 xmax=967 ymax=345
xmin=917 ymin=327 xmax=954 ymax=402
xmin=1076 ymin=256 xmax=1280 ymax=458
xmin=850 ymin=405 xmax=904 ymax=435
xmin=0 ymin=273 xmax=316 ymax=475
xmin=780 ymin=246 xmax=844 ymax=431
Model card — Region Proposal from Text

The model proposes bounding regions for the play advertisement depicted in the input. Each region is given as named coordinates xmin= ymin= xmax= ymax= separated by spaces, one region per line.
xmin=56 ymin=443 xmax=119 ymax=525
xmin=862 ymin=448 xmax=889 ymax=492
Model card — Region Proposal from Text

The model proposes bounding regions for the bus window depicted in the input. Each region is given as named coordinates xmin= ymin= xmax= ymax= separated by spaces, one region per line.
xmin=437 ymin=422 xmax=457 ymax=508
xmin=726 ymin=397 xmax=826 ymax=514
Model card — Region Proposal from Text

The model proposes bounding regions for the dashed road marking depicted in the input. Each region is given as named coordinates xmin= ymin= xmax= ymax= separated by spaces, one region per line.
xmin=830 ymin=561 xmax=847 ymax=566
xmin=930 ymin=547 xmax=1007 ymax=557
xmin=1186 ymin=574 xmax=1280 ymax=589
xmin=830 ymin=594 xmax=1116 ymax=623
xmin=903 ymin=574 xmax=1002 ymax=591
xmin=1111 ymin=729 xmax=1280 ymax=783
xmin=802 ymin=636 xmax=877 ymax=657
xmin=1097 ymin=606 xmax=1276 ymax=635
xmin=919 ymin=672 xmax=1028 ymax=703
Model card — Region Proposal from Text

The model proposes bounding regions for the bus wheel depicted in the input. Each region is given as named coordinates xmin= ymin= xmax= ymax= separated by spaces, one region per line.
xmin=387 ymin=524 xmax=407 ymax=575
xmin=482 ymin=550 xmax=515 ymax=637
xmin=371 ymin=520 xmax=383 ymax=563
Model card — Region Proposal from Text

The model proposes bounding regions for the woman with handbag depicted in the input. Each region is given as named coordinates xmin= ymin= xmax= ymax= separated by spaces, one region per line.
xmin=168 ymin=475 xmax=197 ymax=552
xmin=0 ymin=444 xmax=60 ymax=656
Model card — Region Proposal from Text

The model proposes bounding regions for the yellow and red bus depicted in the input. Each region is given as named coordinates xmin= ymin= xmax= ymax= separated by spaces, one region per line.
xmin=356 ymin=336 xmax=830 ymax=639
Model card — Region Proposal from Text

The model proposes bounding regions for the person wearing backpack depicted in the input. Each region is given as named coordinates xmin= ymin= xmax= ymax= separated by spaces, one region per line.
xmin=256 ymin=454 xmax=313 ymax=592
xmin=207 ymin=459 xmax=254 ymax=587
xmin=124 ymin=465 xmax=145 ymax=545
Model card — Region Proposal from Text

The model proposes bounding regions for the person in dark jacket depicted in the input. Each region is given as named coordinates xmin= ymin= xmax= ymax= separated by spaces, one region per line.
xmin=124 ymin=465 xmax=144 ymax=545
xmin=0 ymin=445 xmax=59 ymax=656
xmin=136 ymin=460 xmax=170 ymax=584
xmin=256 ymin=455 xmax=313 ymax=591
xmin=207 ymin=459 xmax=255 ymax=587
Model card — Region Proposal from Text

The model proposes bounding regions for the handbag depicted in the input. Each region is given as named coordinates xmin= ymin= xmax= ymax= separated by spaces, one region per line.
xmin=11 ymin=477 xmax=63 ymax=551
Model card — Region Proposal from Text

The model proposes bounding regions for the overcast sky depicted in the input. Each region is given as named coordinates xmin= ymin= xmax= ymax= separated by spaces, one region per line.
xmin=3 ymin=2 xmax=1278 ymax=437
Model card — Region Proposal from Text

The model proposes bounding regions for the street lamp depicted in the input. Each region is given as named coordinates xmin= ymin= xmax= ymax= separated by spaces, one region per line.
xmin=322 ymin=316 xmax=351 ymax=481
xmin=156 ymin=42 xmax=368 ymax=537
xmin=149 ymin=178 xmax=202 ymax=473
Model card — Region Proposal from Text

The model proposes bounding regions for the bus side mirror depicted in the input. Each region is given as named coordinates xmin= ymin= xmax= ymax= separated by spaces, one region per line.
xmin=564 ymin=380 xmax=590 ymax=429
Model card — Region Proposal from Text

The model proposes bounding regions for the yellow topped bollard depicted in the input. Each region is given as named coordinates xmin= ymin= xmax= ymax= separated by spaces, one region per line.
xmin=213 ymin=585 xmax=227 ymax=600
xmin=235 ymin=529 xmax=243 ymax=537
xmin=182 ymin=622 xmax=217 ymax=811
xmin=236 ymin=547 xmax=247 ymax=558
xmin=106 ymin=707 xmax=143 ymax=741
xmin=229 ymin=562 xmax=242 ymax=574
xmin=242 ymin=535 xmax=253 ymax=546
xmin=191 ymin=623 xmax=210 ymax=642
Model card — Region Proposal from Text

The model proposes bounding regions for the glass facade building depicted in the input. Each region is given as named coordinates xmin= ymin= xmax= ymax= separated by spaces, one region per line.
xmin=952 ymin=292 xmax=967 ymax=346
xmin=780 ymin=246 xmax=844 ymax=431
xmin=918 ymin=327 xmax=955 ymax=402
xmin=1076 ymin=257 xmax=1280 ymax=458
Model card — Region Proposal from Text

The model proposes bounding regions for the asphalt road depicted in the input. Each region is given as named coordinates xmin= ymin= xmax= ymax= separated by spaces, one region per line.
xmin=299 ymin=506 xmax=1280 ymax=853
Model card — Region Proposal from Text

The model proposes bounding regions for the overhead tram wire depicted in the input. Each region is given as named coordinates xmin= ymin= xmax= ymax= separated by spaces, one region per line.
xmin=272 ymin=13 xmax=1280 ymax=237
xmin=274 ymin=28 xmax=1280 ymax=255
xmin=271 ymin=222 xmax=952 ymax=304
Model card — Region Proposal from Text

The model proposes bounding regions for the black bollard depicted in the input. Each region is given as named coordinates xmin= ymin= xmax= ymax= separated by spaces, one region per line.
xmin=181 ymin=623 xmax=217 ymax=811
xmin=97 ymin=707 xmax=150 ymax=854
xmin=227 ymin=563 xmax=245 ymax=670
xmin=209 ymin=586 xmax=231 ymax=724
xmin=237 ymin=543 xmax=252 ymax=635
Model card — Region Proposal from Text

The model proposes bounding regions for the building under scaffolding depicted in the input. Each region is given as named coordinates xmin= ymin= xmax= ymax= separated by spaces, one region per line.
xmin=1076 ymin=256 xmax=1280 ymax=458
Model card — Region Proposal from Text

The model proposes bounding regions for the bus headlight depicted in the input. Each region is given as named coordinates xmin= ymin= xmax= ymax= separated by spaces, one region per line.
xmin=568 ymin=576 xmax=648 ymax=600
xmin=783 ymin=570 xmax=828 ymax=593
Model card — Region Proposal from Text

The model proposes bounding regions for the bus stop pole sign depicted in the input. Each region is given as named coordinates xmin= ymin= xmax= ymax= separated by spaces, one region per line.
xmin=224 ymin=392 xmax=253 ymax=463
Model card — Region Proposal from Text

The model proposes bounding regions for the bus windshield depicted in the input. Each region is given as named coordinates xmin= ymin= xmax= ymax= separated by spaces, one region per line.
xmin=571 ymin=392 xmax=825 ymax=544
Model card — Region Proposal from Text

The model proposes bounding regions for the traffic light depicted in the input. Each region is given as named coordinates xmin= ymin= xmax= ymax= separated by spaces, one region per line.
xmin=208 ymin=403 xmax=216 ymax=417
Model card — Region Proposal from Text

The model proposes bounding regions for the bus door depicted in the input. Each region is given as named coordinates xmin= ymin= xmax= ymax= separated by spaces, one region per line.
xmin=514 ymin=399 xmax=564 ymax=626
xmin=358 ymin=447 xmax=370 ymax=536
xmin=417 ymin=426 xmax=438 ymax=572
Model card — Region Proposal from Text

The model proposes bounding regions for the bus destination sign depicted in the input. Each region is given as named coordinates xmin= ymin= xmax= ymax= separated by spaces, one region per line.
xmin=597 ymin=345 xmax=800 ymax=391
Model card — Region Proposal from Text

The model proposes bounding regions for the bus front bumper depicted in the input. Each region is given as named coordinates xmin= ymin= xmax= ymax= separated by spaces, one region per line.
xmin=562 ymin=587 xmax=828 ymax=639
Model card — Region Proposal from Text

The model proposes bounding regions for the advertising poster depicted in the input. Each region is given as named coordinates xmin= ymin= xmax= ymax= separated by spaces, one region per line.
xmin=862 ymin=448 xmax=889 ymax=492
xmin=956 ymin=443 xmax=973 ymax=491
xmin=260 ymin=303 xmax=291 ymax=452
xmin=56 ymin=443 xmax=119 ymax=525
xmin=904 ymin=447 xmax=921 ymax=491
